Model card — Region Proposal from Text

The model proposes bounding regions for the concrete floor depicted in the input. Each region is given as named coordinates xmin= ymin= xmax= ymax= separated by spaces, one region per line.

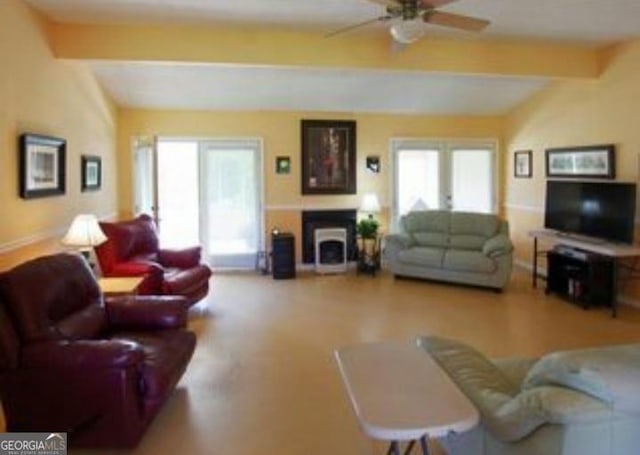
xmin=74 ymin=268 xmax=640 ymax=455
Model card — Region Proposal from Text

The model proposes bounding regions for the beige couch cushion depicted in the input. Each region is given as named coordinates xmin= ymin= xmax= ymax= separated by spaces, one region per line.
xmin=397 ymin=247 xmax=445 ymax=268
xmin=451 ymin=212 xmax=498 ymax=237
xmin=444 ymin=250 xmax=496 ymax=274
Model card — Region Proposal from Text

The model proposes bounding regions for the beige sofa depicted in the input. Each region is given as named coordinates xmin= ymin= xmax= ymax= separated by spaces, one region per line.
xmin=383 ymin=210 xmax=513 ymax=290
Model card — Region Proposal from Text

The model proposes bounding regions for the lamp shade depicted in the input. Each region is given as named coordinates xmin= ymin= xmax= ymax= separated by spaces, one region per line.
xmin=62 ymin=214 xmax=107 ymax=249
xmin=390 ymin=19 xmax=425 ymax=44
xmin=360 ymin=193 xmax=381 ymax=214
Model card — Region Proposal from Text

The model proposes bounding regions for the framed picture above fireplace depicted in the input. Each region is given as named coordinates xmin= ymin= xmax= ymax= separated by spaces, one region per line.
xmin=301 ymin=119 xmax=356 ymax=195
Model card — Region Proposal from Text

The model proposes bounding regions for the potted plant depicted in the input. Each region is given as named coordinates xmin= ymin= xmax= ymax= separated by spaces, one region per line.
xmin=357 ymin=217 xmax=379 ymax=239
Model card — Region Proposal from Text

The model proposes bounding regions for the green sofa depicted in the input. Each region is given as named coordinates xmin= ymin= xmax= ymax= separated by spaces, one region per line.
xmin=418 ymin=336 xmax=640 ymax=455
xmin=383 ymin=211 xmax=513 ymax=290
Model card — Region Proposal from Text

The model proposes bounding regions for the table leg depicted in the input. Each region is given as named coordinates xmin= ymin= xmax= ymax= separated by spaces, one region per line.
xmin=387 ymin=441 xmax=401 ymax=455
xmin=419 ymin=436 xmax=430 ymax=455
xmin=402 ymin=440 xmax=415 ymax=455
xmin=532 ymin=237 xmax=538 ymax=288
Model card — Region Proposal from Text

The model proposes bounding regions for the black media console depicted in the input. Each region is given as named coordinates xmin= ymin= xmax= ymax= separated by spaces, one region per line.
xmin=545 ymin=246 xmax=614 ymax=309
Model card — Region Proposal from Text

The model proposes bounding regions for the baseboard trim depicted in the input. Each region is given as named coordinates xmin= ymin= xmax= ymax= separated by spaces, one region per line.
xmin=0 ymin=212 xmax=118 ymax=254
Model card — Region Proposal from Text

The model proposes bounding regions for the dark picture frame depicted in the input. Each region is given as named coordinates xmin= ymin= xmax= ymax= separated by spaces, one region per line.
xmin=81 ymin=155 xmax=102 ymax=191
xmin=275 ymin=156 xmax=291 ymax=174
xmin=514 ymin=150 xmax=532 ymax=178
xmin=19 ymin=133 xmax=66 ymax=199
xmin=546 ymin=144 xmax=615 ymax=179
xmin=301 ymin=119 xmax=356 ymax=195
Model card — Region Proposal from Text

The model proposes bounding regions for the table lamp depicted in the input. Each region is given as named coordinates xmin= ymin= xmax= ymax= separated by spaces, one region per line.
xmin=360 ymin=193 xmax=381 ymax=220
xmin=62 ymin=214 xmax=107 ymax=269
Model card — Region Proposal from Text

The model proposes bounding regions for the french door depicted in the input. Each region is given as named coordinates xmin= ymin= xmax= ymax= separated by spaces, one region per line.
xmin=132 ymin=136 xmax=264 ymax=270
xmin=391 ymin=139 xmax=496 ymax=229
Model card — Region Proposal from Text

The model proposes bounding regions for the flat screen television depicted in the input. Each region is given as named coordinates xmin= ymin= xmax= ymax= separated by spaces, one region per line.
xmin=545 ymin=181 xmax=637 ymax=244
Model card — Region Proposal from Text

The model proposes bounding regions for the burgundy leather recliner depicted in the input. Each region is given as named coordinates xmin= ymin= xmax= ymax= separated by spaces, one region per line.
xmin=0 ymin=253 xmax=196 ymax=447
xmin=95 ymin=214 xmax=212 ymax=305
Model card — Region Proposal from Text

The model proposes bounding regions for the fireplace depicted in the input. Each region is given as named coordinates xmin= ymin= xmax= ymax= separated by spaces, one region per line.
xmin=302 ymin=210 xmax=357 ymax=264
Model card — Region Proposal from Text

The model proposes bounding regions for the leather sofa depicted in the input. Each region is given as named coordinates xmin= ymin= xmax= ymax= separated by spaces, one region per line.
xmin=96 ymin=214 xmax=211 ymax=305
xmin=0 ymin=253 xmax=196 ymax=447
xmin=418 ymin=336 xmax=640 ymax=455
xmin=383 ymin=210 xmax=513 ymax=290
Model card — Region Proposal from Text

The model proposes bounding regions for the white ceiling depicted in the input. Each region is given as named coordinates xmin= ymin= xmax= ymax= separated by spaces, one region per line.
xmin=27 ymin=0 xmax=640 ymax=44
xmin=89 ymin=62 xmax=548 ymax=115
xmin=26 ymin=0 xmax=640 ymax=115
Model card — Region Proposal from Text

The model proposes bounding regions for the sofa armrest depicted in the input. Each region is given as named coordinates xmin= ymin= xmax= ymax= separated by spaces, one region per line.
xmin=483 ymin=234 xmax=513 ymax=258
xmin=22 ymin=340 xmax=142 ymax=369
xmin=158 ymin=247 xmax=202 ymax=268
xmin=490 ymin=386 xmax=611 ymax=442
xmin=383 ymin=234 xmax=413 ymax=260
xmin=110 ymin=260 xmax=163 ymax=277
xmin=105 ymin=296 xmax=189 ymax=330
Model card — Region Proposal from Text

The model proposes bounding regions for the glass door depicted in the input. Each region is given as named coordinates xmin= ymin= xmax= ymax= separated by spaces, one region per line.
xmin=132 ymin=136 xmax=157 ymax=219
xmin=200 ymin=140 xmax=263 ymax=269
xmin=391 ymin=139 xmax=496 ymax=229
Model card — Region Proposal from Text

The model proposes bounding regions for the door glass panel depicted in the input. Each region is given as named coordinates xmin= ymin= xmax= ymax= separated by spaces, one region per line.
xmin=451 ymin=149 xmax=493 ymax=213
xmin=202 ymin=143 xmax=261 ymax=269
xmin=397 ymin=149 xmax=440 ymax=216
xmin=157 ymin=141 xmax=199 ymax=248
xmin=132 ymin=136 xmax=155 ymax=217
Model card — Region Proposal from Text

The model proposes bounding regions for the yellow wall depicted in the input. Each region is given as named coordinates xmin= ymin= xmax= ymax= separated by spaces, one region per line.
xmin=0 ymin=0 xmax=119 ymax=268
xmin=119 ymin=110 xmax=503 ymax=261
xmin=504 ymin=39 xmax=640 ymax=297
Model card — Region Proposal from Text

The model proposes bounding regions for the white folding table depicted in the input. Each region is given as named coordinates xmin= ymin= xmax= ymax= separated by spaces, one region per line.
xmin=335 ymin=341 xmax=479 ymax=455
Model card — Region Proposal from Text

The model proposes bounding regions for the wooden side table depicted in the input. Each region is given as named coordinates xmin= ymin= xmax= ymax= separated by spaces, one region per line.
xmin=357 ymin=234 xmax=382 ymax=276
xmin=98 ymin=277 xmax=144 ymax=297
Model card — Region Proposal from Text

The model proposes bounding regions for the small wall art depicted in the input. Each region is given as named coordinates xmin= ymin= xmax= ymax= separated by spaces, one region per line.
xmin=276 ymin=156 xmax=291 ymax=174
xmin=19 ymin=133 xmax=66 ymax=199
xmin=81 ymin=155 xmax=102 ymax=191
xmin=514 ymin=150 xmax=532 ymax=178
xmin=546 ymin=144 xmax=615 ymax=179
xmin=366 ymin=156 xmax=380 ymax=173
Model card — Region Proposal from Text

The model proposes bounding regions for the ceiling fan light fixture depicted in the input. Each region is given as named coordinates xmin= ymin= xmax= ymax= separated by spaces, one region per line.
xmin=390 ymin=19 xmax=425 ymax=44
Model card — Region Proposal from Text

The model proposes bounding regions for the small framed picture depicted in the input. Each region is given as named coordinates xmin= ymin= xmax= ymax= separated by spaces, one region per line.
xmin=19 ymin=133 xmax=66 ymax=199
xmin=366 ymin=156 xmax=380 ymax=173
xmin=514 ymin=150 xmax=532 ymax=178
xmin=276 ymin=156 xmax=291 ymax=174
xmin=81 ymin=155 xmax=102 ymax=191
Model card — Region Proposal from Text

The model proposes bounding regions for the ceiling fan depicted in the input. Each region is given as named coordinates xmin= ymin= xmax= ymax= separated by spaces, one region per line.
xmin=327 ymin=0 xmax=490 ymax=44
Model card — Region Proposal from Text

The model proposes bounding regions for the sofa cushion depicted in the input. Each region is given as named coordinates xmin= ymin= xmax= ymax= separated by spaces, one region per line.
xmin=397 ymin=247 xmax=445 ymax=268
xmin=451 ymin=212 xmax=498 ymax=237
xmin=449 ymin=234 xmax=487 ymax=251
xmin=412 ymin=232 xmax=448 ymax=248
xmin=403 ymin=210 xmax=450 ymax=234
xmin=444 ymin=250 xmax=496 ymax=274
xmin=522 ymin=344 xmax=640 ymax=416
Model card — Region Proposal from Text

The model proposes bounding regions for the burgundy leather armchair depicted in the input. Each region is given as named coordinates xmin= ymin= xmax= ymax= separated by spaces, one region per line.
xmin=0 ymin=253 xmax=196 ymax=447
xmin=95 ymin=214 xmax=211 ymax=305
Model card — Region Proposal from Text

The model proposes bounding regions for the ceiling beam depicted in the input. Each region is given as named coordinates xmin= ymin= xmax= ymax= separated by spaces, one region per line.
xmin=49 ymin=22 xmax=601 ymax=79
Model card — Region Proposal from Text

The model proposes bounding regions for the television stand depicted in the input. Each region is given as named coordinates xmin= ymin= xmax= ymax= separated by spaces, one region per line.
xmin=529 ymin=229 xmax=640 ymax=317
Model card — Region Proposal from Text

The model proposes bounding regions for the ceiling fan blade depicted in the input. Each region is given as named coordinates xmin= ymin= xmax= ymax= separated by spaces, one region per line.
xmin=368 ymin=0 xmax=401 ymax=6
xmin=419 ymin=0 xmax=459 ymax=9
xmin=424 ymin=10 xmax=490 ymax=32
xmin=325 ymin=15 xmax=393 ymax=38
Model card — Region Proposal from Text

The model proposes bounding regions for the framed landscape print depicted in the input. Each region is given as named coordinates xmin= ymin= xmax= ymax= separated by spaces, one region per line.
xmin=514 ymin=150 xmax=532 ymax=178
xmin=19 ymin=133 xmax=66 ymax=199
xmin=546 ymin=145 xmax=615 ymax=179
xmin=301 ymin=119 xmax=356 ymax=195
xmin=81 ymin=155 xmax=102 ymax=191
